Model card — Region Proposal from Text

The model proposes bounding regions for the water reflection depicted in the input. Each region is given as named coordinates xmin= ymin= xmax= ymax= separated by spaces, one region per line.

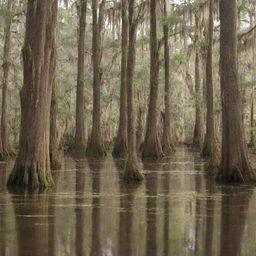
xmin=219 ymin=186 xmax=252 ymax=256
xmin=10 ymin=189 xmax=56 ymax=256
xmin=1 ymin=148 xmax=256 ymax=255
xmin=88 ymin=158 xmax=103 ymax=256
xmin=143 ymin=161 xmax=160 ymax=256
xmin=75 ymin=159 xmax=86 ymax=256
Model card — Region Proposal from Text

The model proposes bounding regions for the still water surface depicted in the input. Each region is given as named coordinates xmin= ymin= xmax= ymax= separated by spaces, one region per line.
xmin=0 ymin=147 xmax=256 ymax=256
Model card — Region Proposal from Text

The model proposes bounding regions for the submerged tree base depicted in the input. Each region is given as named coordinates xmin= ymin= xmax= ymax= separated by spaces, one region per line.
xmin=124 ymin=161 xmax=143 ymax=182
xmin=142 ymin=135 xmax=164 ymax=160
xmin=216 ymin=165 xmax=256 ymax=184
xmin=7 ymin=162 xmax=54 ymax=188
xmin=112 ymin=139 xmax=127 ymax=159
xmin=162 ymin=141 xmax=175 ymax=154
xmin=86 ymin=141 xmax=107 ymax=158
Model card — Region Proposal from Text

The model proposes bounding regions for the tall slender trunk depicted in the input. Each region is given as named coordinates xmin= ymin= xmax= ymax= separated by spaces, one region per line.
xmin=216 ymin=0 xmax=256 ymax=183
xmin=86 ymin=0 xmax=106 ymax=157
xmin=112 ymin=0 xmax=128 ymax=158
xmin=249 ymin=18 xmax=256 ymax=148
xmin=7 ymin=0 xmax=58 ymax=188
xmin=74 ymin=0 xmax=87 ymax=155
xmin=202 ymin=0 xmax=219 ymax=169
xmin=0 ymin=0 xmax=13 ymax=160
xmin=162 ymin=0 xmax=175 ymax=154
xmin=142 ymin=0 xmax=164 ymax=159
xmin=124 ymin=0 xmax=143 ymax=181
xmin=50 ymin=80 xmax=61 ymax=170
xmin=193 ymin=15 xmax=204 ymax=149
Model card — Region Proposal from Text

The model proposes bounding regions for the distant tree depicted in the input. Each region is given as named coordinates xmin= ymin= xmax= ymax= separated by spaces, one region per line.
xmin=112 ymin=0 xmax=128 ymax=158
xmin=74 ymin=0 xmax=87 ymax=156
xmin=124 ymin=0 xmax=143 ymax=181
xmin=142 ymin=0 xmax=164 ymax=159
xmin=162 ymin=0 xmax=175 ymax=154
xmin=86 ymin=0 xmax=106 ymax=157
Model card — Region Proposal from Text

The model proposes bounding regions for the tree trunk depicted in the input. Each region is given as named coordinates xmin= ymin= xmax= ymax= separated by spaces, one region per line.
xmin=0 ymin=0 xmax=13 ymax=160
xmin=216 ymin=0 xmax=256 ymax=183
xmin=112 ymin=0 xmax=128 ymax=158
xmin=162 ymin=0 xmax=175 ymax=154
xmin=201 ymin=0 xmax=219 ymax=169
xmin=249 ymin=19 xmax=256 ymax=148
xmin=124 ymin=0 xmax=143 ymax=181
xmin=86 ymin=0 xmax=106 ymax=157
xmin=193 ymin=15 xmax=204 ymax=150
xmin=136 ymin=106 xmax=144 ymax=152
xmin=74 ymin=0 xmax=87 ymax=155
xmin=50 ymin=80 xmax=61 ymax=170
xmin=142 ymin=0 xmax=164 ymax=159
xmin=7 ymin=0 xmax=58 ymax=188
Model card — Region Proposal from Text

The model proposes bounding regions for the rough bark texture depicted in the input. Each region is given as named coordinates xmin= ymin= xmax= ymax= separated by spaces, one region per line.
xmin=201 ymin=0 xmax=219 ymax=170
xmin=136 ymin=106 xmax=144 ymax=152
xmin=124 ymin=0 xmax=143 ymax=182
xmin=162 ymin=0 xmax=175 ymax=154
xmin=86 ymin=0 xmax=106 ymax=157
xmin=216 ymin=0 xmax=256 ymax=183
xmin=193 ymin=15 xmax=204 ymax=150
xmin=0 ymin=0 xmax=13 ymax=160
xmin=7 ymin=0 xmax=58 ymax=188
xmin=142 ymin=0 xmax=164 ymax=159
xmin=112 ymin=0 xmax=128 ymax=158
xmin=249 ymin=22 xmax=256 ymax=148
xmin=74 ymin=0 xmax=87 ymax=155
xmin=50 ymin=81 xmax=61 ymax=170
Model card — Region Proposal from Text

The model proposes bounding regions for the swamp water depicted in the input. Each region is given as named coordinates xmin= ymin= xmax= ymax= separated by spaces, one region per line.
xmin=0 ymin=147 xmax=256 ymax=256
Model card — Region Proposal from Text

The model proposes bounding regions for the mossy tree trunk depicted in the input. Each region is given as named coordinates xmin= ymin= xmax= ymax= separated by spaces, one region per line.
xmin=193 ymin=15 xmax=204 ymax=150
xmin=86 ymin=0 xmax=106 ymax=157
xmin=74 ymin=0 xmax=87 ymax=155
xmin=142 ymin=0 xmax=164 ymax=159
xmin=0 ymin=0 xmax=13 ymax=160
xmin=201 ymin=0 xmax=219 ymax=170
xmin=112 ymin=0 xmax=128 ymax=158
xmin=162 ymin=0 xmax=175 ymax=154
xmin=124 ymin=0 xmax=143 ymax=182
xmin=7 ymin=0 xmax=58 ymax=188
xmin=216 ymin=0 xmax=256 ymax=183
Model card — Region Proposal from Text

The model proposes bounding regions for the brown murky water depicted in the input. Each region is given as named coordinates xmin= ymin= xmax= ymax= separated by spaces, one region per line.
xmin=0 ymin=147 xmax=256 ymax=256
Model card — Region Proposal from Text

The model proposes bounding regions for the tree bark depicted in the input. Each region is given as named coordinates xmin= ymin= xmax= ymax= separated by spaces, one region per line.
xmin=162 ymin=0 xmax=175 ymax=154
xmin=201 ymin=0 xmax=219 ymax=169
xmin=193 ymin=15 xmax=204 ymax=150
xmin=112 ymin=0 xmax=128 ymax=158
xmin=124 ymin=0 xmax=143 ymax=181
xmin=216 ymin=0 xmax=256 ymax=183
xmin=0 ymin=0 xmax=13 ymax=160
xmin=7 ymin=0 xmax=58 ymax=188
xmin=142 ymin=0 xmax=164 ymax=159
xmin=86 ymin=0 xmax=106 ymax=157
xmin=50 ymin=80 xmax=61 ymax=170
xmin=74 ymin=0 xmax=87 ymax=155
